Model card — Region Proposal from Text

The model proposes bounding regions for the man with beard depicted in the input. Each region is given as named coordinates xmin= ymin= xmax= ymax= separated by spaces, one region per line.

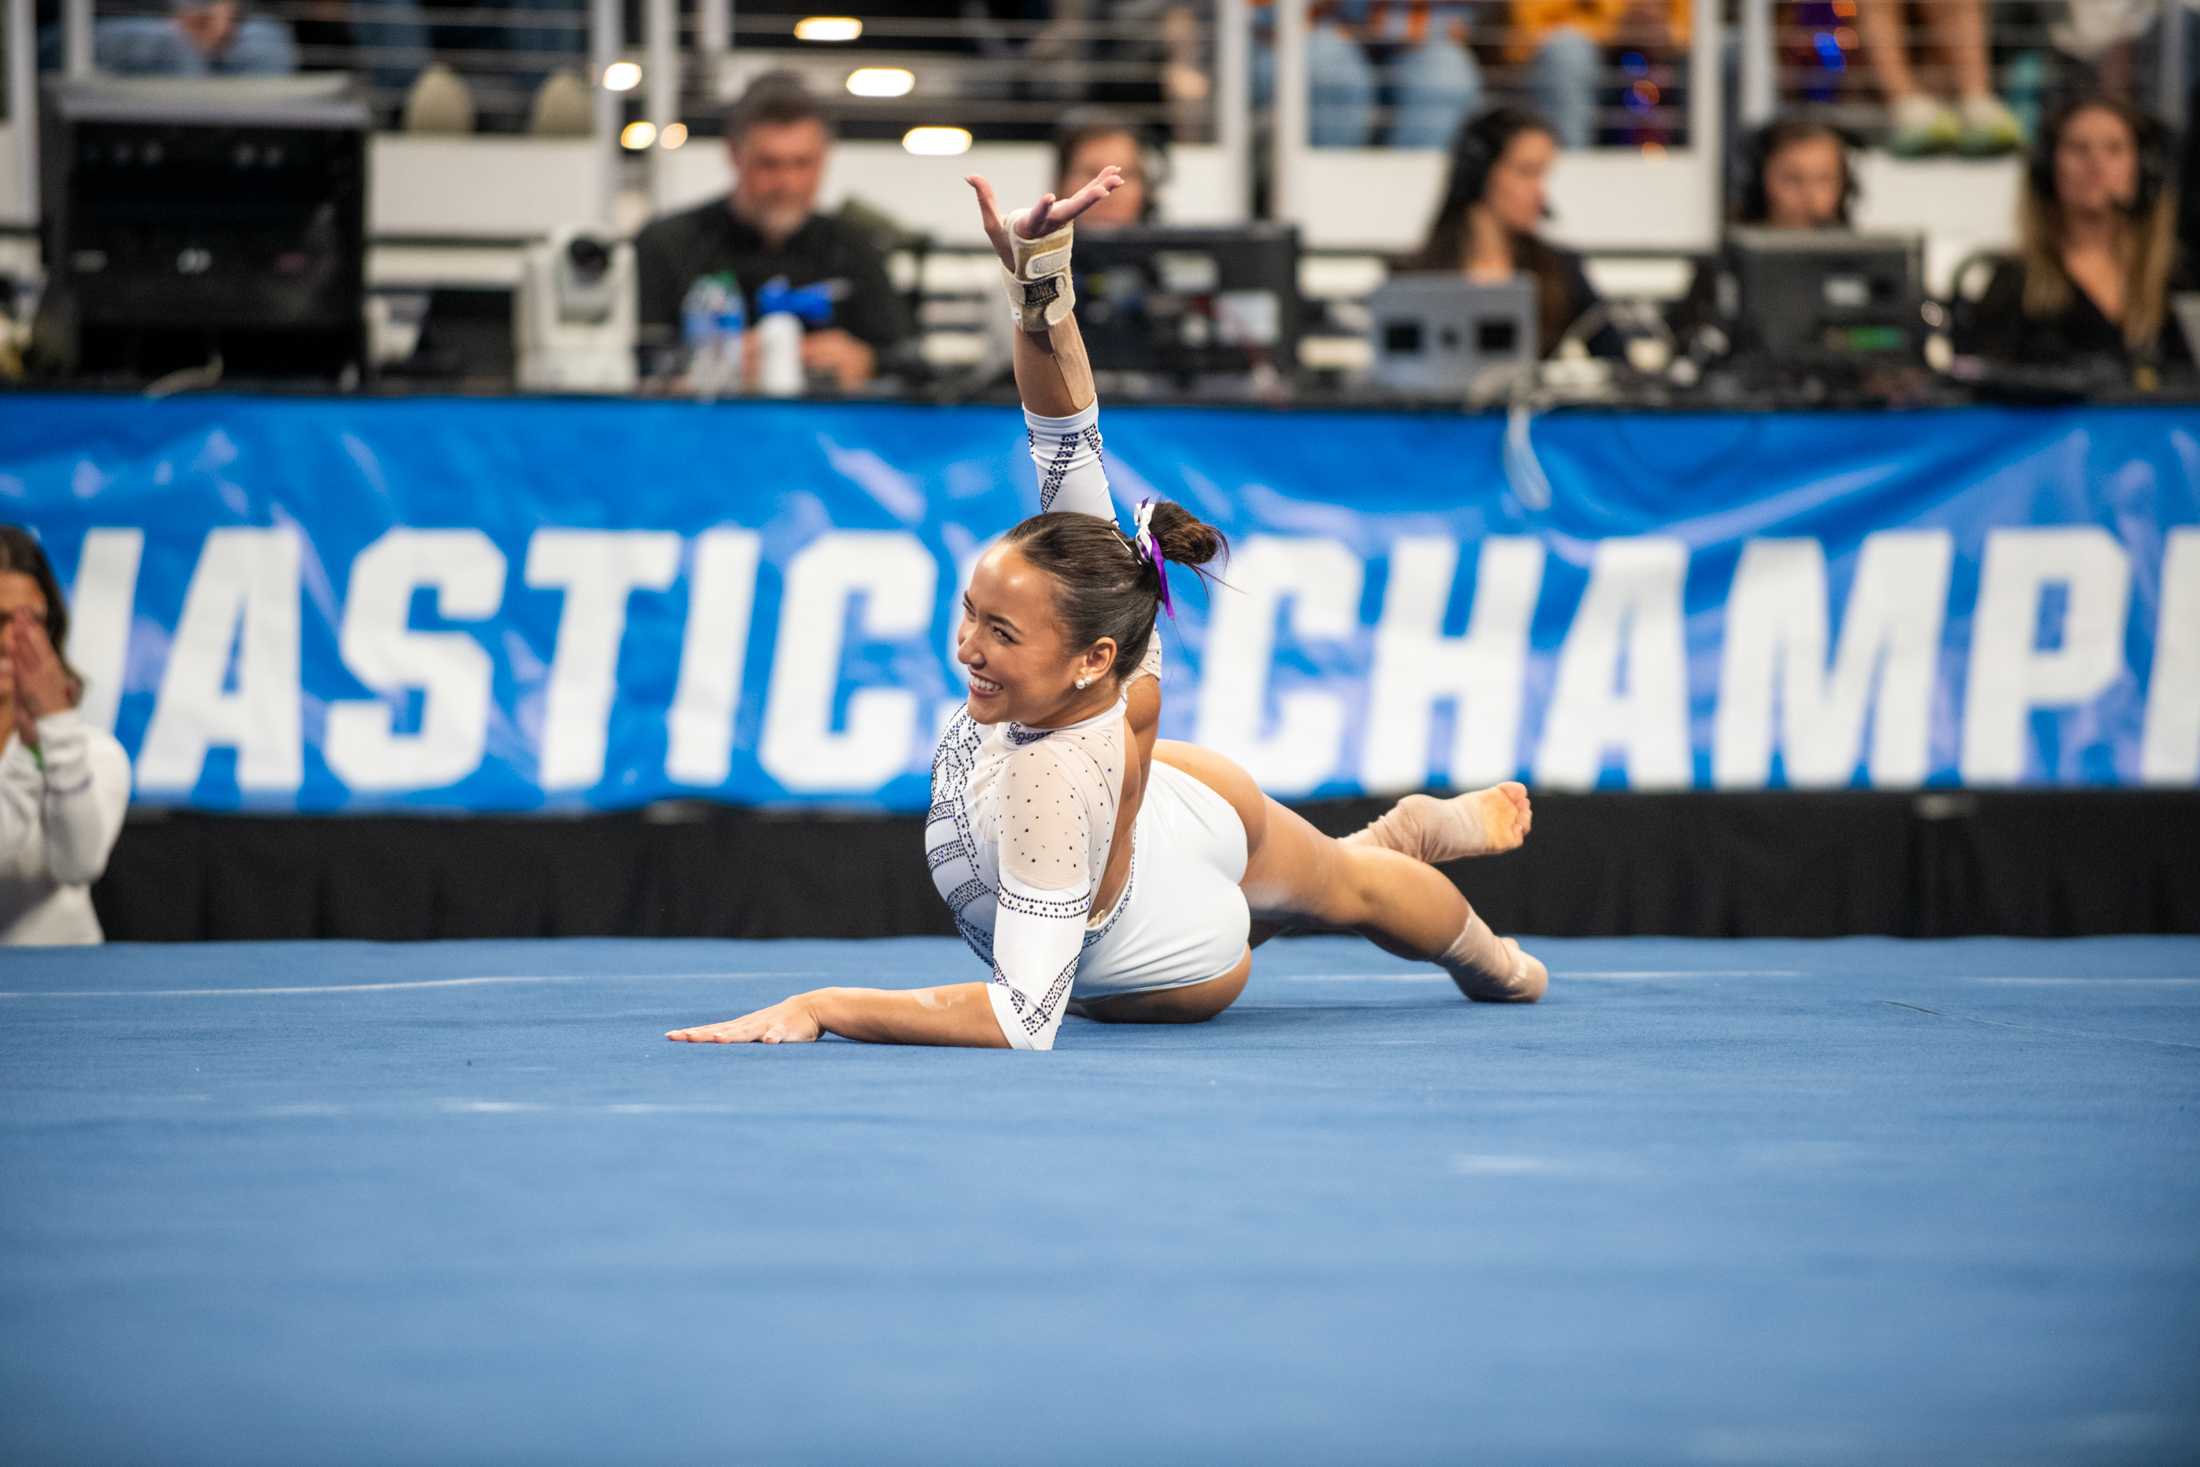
xmin=635 ymin=72 xmax=913 ymax=390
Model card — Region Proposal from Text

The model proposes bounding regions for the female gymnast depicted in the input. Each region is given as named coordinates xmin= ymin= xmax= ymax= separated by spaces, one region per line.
xmin=667 ymin=167 xmax=1546 ymax=1049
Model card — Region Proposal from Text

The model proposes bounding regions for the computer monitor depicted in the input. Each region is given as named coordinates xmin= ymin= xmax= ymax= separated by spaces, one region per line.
xmin=1070 ymin=225 xmax=1301 ymax=385
xmin=1364 ymin=276 xmax=1538 ymax=396
xmin=39 ymin=76 xmax=369 ymax=383
xmin=1728 ymin=228 xmax=1925 ymax=367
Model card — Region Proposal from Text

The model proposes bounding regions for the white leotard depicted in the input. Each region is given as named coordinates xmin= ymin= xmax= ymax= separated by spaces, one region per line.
xmin=924 ymin=401 xmax=1158 ymax=1049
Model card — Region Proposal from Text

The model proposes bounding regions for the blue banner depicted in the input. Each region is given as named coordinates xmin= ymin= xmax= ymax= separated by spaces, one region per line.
xmin=3 ymin=394 xmax=2196 ymax=812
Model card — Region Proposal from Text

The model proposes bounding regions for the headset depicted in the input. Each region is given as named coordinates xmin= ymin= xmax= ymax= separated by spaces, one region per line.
xmin=1052 ymin=108 xmax=1170 ymax=222
xmin=1736 ymin=118 xmax=1861 ymax=226
xmin=2028 ymin=94 xmax=2174 ymax=217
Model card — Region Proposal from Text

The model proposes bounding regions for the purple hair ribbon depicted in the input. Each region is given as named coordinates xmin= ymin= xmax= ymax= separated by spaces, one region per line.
xmin=1131 ymin=498 xmax=1176 ymax=619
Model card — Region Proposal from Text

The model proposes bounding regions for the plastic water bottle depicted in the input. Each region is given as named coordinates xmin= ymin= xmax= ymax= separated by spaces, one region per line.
xmin=751 ymin=276 xmax=840 ymax=397
xmin=755 ymin=313 xmax=804 ymax=397
xmin=680 ymin=272 xmax=745 ymax=398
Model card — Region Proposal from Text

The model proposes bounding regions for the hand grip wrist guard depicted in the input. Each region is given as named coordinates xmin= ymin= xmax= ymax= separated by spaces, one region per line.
xmin=1002 ymin=208 xmax=1075 ymax=332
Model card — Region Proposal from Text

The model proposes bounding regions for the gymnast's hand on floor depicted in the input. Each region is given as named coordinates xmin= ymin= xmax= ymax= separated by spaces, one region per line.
xmin=666 ymin=995 xmax=823 ymax=1045
xmin=964 ymin=165 xmax=1124 ymax=272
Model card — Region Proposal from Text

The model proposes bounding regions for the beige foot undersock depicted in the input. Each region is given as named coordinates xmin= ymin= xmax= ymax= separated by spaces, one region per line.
xmin=1344 ymin=784 xmax=1531 ymax=865
xmin=1438 ymin=907 xmax=1548 ymax=1003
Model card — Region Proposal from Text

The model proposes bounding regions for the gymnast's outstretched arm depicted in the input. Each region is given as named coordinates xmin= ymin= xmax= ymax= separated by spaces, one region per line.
xmin=970 ymin=165 xmax=1161 ymax=746
xmin=668 ymin=984 xmax=1007 ymax=1047
xmin=964 ymin=169 xmax=1111 ymax=420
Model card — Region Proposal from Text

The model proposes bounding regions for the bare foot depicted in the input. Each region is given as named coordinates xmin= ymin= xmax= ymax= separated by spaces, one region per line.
xmin=1346 ymin=783 xmax=1532 ymax=864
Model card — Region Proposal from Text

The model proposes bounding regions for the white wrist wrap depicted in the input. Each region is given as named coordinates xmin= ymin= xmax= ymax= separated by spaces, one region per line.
xmin=1002 ymin=208 xmax=1076 ymax=332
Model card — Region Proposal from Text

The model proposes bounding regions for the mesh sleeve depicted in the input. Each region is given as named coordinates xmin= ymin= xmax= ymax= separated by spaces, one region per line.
xmin=1126 ymin=634 xmax=1162 ymax=690
xmin=1025 ymin=401 xmax=1117 ymax=523
xmin=984 ymin=741 xmax=1102 ymax=1051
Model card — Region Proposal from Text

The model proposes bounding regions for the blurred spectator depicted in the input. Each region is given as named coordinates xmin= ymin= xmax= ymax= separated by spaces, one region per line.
xmin=0 ymin=527 xmax=130 ymax=948
xmin=491 ymin=0 xmax=591 ymax=132
xmin=2041 ymin=0 xmax=2200 ymax=145
xmin=1023 ymin=0 xmax=1209 ymax=133
xmin=634 ymin=73 xmax=912 ymax=390
xmin=1054 ymin=109 xmax=1167 ymax=226
xmin=85 ymin=0 xmax=296 ymax=76
xmin=1962 ymin=96 xmax=2191 ymax=370
xmin=1852 ymin=0 xmax=2022 ymax=154
xmin=343 ymin=0 xmax=434 ymax=120
xmin=1403 ymin=105 xmax=1622 ymax=354
xmin=1253 ymin=1 xmax=1484 ymax=148
xmin=1738 ymin=116 xmax=1859 ymax=227
xmin=1673 ymin=117 xmax=1861 ymax=343
xmin=1506 ymin=0 xmax=1691 ymax=148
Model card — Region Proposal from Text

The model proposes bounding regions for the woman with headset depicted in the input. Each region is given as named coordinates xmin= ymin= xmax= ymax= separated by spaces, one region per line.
xmin=1732 ymin=118 xmax=1858 ymax=232
xmin=1404 ymin=106 xmax=1620 ymax=358
xmin=1052 ymin=110 xmax=1165 ymax=230
xmin=1962 ymin=96 xmax=2191 ymax=374
xmin=1670 ymin=118 xmax=1861 ymax=343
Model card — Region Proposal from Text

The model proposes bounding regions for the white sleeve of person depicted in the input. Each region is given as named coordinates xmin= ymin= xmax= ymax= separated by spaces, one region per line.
xmin=1025 ymin=399 xmax=1116 ymax=521
xmin=0 ymin=733 xmax=36 ymax=859
xmin=985 ymin=741 xmax=1103 ymax=1051
xmin=35 ymin=711 xmax=131 ymax=885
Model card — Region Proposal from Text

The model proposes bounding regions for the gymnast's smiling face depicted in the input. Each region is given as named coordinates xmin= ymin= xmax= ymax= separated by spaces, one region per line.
xmin=957 ymin=544 xmax=1101 ymax=726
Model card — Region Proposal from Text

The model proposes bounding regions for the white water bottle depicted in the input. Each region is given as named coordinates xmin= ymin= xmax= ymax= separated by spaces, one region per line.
xmin=755 ymin=312 xmax=804 ymax=397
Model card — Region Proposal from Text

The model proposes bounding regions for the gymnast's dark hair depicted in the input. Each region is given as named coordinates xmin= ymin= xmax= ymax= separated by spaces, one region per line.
xmin=1003 ymin=503 xmax=1225 ymax=679
xmin=0 ymin=525 xmax=83 ymax=699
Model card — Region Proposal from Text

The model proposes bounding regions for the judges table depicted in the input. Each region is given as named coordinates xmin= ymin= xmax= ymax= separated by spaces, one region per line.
xmin=6 ymin=391 xmax=2196 ymax=939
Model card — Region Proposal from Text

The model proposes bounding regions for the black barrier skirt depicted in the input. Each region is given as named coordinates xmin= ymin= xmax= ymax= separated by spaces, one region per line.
xmin=92 ymin=792 xmax=2200 ymax=941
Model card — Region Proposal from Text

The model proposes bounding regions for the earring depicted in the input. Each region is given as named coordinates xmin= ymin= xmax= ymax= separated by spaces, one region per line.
xmin=1075 ymin=676 xmax=1090 ymax=690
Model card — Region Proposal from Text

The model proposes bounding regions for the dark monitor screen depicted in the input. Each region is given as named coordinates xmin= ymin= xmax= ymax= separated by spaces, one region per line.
xmin=39 ymin=76 xmax=368 ymax=382
xmin=1070 ymin=225 xmax=1302 ymax=382
xmin=1729 ymin=228 xmax=1924 ymax=366
xmin=1477 ymin=317 xmax=1521 ymax=354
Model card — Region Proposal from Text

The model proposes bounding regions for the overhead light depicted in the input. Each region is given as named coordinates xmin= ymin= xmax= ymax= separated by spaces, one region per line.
xmin=659 ymin=122 xmax=689 ymax=150
xmin=620 ymin=121 xmax=658 ymax=151
xmin=602 ymin=60 xmax=642 ymax=93
xmin=846 ymin=67 xmax=915 ymax=99
xmin=902 ymin=125 xmax=972 ymax=157
xmin=794 ymin=15 xmax=862 ymax=41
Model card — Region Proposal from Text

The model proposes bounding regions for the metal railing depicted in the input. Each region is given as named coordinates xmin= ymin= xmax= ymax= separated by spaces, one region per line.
xmin=1 ymin=1 xmax=2192 ymax=241
xmin=652 ymin=3 xmax=1228 ymax=142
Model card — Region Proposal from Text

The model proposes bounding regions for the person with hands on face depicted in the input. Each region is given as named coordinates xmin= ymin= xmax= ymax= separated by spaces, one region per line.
xmin=0 ymin=528 xmax=131 ymax=946
xmin=666 ymin=166 xmax=1547 ymax=1051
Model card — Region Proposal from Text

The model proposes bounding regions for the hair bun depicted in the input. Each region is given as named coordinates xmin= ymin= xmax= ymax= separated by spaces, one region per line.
xmin=1145 ymin=500 xmax=1226 ymax=570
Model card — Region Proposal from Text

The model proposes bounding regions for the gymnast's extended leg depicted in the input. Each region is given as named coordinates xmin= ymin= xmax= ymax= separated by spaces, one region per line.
xmin=1156 ymin=742 xmax=1547 ymax=1003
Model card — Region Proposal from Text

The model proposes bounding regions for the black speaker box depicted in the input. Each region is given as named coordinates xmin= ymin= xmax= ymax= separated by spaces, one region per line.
xmin=39 ymin=76 xmax=369 ymax=383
